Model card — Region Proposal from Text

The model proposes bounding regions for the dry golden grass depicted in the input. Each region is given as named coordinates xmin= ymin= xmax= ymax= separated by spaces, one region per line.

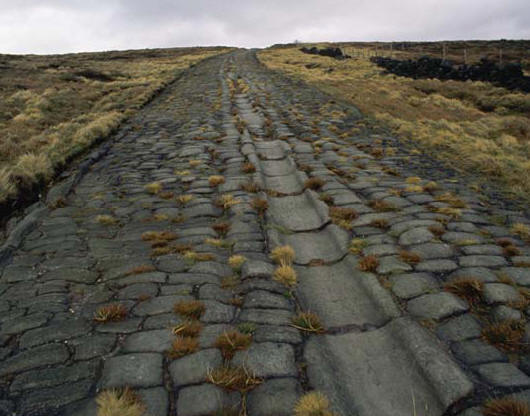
xmin=176 ymin=194 xmax=194 ymax=205
xmin=215 ymin=194 xmax=241 ymax=210
xmin=174 ymin=300 xmax=205 ymax=320
xmin=240 ymin=181 xmax=261 ymax=193
xmin=144 ymin=182 xmax=162 ymax=195
xmin=95 ymin=214 xmax=118 ymax=225
xmin=208 ymin=175 xmax=225 ymax=187
xmin=258 ymin=46 xmax=530 ymax=203
xmin=294 ymin=391 xmax=337 ymax=416
xmin=512 ymin=223 xmax=530 ymax=242
xmin=206 ymin=365 xmax=262 ymax=393
xmin=96 ymin=387 xmax=144 ymax=416
xmin=183 ymin=251 xmax=216 ymax=262
xmin=273 ymin=265 xmax=298 ymax=288
xmin=0 ymin=47 xmax=230 ymax=206
xmin=228 ymin=255 xmax=246 ymax=271
xmin=94 ymin=304 xmax=127 ymax=323
xmin=270 ymin=245 xmax=296 ymax=265
xmin=349 ymin=238 xmax=367 ymax=254
xmin=214 ymin=331 xmax=252 ymax=360
xmin=368 ymin=199 xmax=396 ymax=212
xmin=141 ymin=230 xmax=177 ymax=242
xmin=291 ymin=312 xmax=325 ymax=333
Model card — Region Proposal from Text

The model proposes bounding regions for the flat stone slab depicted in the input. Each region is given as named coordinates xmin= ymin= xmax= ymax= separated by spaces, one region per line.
xmin=269 ymin=224 xmax=349 ymax=265
xmin=304 ymin=317 xmax=473 ymax=416
xmin=233 ymin=342 xmax=297 ymax=378
xmin=267 ymin=191 xmax=329 ymax=232
xmin=262 ymin=171 xmax=307 ymax=194
xmin=261 ymin=159 xmax=296 ymax=177
xmin=99 ymin=353 xmax=163 ymax=388
xmin=297 ymin=257 xmax=400 ymax=328
xmin=169 ymin=349 xmax=223 ymax=387
xmin=407 ymin=293 xmax=468 ymax=320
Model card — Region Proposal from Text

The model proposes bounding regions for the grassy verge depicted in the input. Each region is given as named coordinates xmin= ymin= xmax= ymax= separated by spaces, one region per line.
xmin=0 ymin=46 xmax=232 ymax=209
xmin=257 ymin=45 xmax=530 ymax=203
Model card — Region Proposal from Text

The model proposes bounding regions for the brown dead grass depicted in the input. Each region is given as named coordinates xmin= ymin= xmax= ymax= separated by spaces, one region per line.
xmin=206 ymin=365 xmax=262 ymax=393
xmin=174 ymin=300 xmax=205 ymax=320
xmin=482 ymin=397 xmax=530 ymax=416
xmin=445 ymin=277 xmax=484 ymax=306
xmin=96 ymin=387 xmax=145 ymax=416
xmin=358 ymin=255 xmax=379 ymax=272
xmin=304 ymin=177 xmax=326 ymax=190
xmin=214 ymin=331 xmax=252 ymax=360
xmin=0 ymin=47 xmax=230 ymax=206
xmin=482 ymin=319 xmax=526 ymax=352
xmin=94 ymin=304 xmax=127 ymax=323
xmin=258 ymin=46 xmax=530 ymax=203
xmin=167 ymin=335 xmax=199 ymax=359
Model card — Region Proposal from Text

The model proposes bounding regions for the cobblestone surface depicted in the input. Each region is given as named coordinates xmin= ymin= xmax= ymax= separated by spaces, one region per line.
xmin=1 ymin=50 xmax=530 ymax=415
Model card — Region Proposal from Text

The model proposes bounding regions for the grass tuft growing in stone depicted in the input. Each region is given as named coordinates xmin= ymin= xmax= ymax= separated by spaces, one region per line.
xmin=228 ymin=255 xmax=246 ymax=271
xmin=240 ymin=181 xmax=261 ymax=193
xmin=273 ymin=265 xmax=297 ymax=288
xmin=482 ymin=397 xmax=530 ymax=416
xmin=358 ymin=255 xmax=379 ymax=272
xmin=96 ymin=387 xmax=145 ymax=416
xmin=511 ymin=223 xmax=530 ymax=242
xmin=176 ymin=194 xmax=194 ymax=205
xmin=144 ymin=182 xmax=162 ymax=195
xmin=125 ymin=265 xmax=156 ymax=275
xmin=95 ymin=215 xmax=118 ymax=225
xmin=141 ymin=231 xmax=177 ymax=242
xmin=428 ymin=224 xmax=445 ymax=237
xmin=251 ymin=197 xmax=269 ymax=217
xmin=213 ymin=221 xmax=231 ymax=237
xmin=368 ymin=199 xmax=396 ymax=212
xmin=294 ymin=391 xmax=337 ymax=416
xmin=94 ymin=304 xmax=128 ymax=323
xmin=319 ymin=193 xmax=334 ymax=205
xmin=214 ymin=331 xmax=252 ymax=360
xmin=435 ymin=192 xmax=468 ymax=208
xmin=270 ymin=245 xmax=296 ymax=265
xmin=183 ymin=251 xmax=216 ymax=262
xmin=174 ymin=300 xmax=205 ymax=320
xmin=209 ymin=175 xmax=226 ymax=187
xmin=304 ymin=177 xmax=326 ymax=191
xmin=369 ymin=218 xmax=389 ymax=229
xmin=349 ymin=238 xmax=367 ymax=254
xmin=399 ymin=250 xmax=421 ymax=265
xmin=482 ymin=319 xmax=526 ymax=352
xmin=172 ymin=320 xmax=203 ymax=337
xmin=241 ymin=162 xmax=256 ymax=173
xmin=216 ymin=194 xmax=241 ymax=210
xmin=206 ymin=365 xmax=262 ymax=393
xmin=445 ymin=277 xmax=484 ymax=306
xmin=167 ymin=335 xmax=199 ymax=359
xmin=291 ymin=312 xmax=325 ymax=333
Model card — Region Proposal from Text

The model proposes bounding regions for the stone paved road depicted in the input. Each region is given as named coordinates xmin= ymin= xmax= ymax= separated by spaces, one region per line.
xmin=1 ymin=50 xmax=530 ymax=416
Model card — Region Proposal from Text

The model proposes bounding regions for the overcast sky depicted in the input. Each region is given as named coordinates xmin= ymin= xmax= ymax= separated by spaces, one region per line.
xmin=1 ymin=0 xmax=528 ymax=54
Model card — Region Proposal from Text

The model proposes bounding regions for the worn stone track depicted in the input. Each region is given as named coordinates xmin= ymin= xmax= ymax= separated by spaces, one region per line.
xmin=1 ymin=50 xmax=530 ymax=416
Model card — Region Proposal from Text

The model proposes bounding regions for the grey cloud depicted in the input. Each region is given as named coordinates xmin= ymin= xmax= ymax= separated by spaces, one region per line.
xmin=0 ymin=0 xmax=528 ymax=54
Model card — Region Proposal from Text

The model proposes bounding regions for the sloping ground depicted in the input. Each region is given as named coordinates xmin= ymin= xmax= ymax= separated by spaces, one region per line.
xmin=0 ymin=50 xmax=529 ymax=416
xmin=258 ymin=46 xmax=530 ymax=205
xmin=0 ymin=47 xmax=231 ymax=218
